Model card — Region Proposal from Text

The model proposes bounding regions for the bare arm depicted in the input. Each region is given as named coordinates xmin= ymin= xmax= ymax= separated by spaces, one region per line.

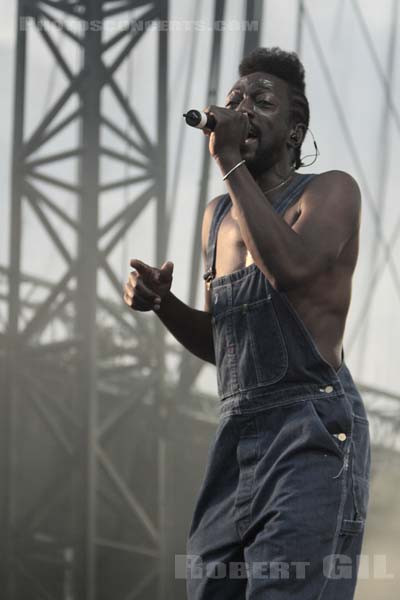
xmin=205 ymin=105 xmax=361 ymax=291
xmin=125 ymin=197 xmax=222 ymax=364
xmin=218 ymin=160 xmax=361 ymax=290
xmin=155 ymin=291 xmax=215 ymax=364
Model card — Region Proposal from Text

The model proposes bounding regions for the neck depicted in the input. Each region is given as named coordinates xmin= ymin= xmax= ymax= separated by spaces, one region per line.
xmin=252 ymin=159 xmax=297 ymax=202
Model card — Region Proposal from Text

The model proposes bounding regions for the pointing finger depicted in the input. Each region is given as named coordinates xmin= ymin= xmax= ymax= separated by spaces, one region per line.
xmin=130 ymin=258 xmax=151 ymax=274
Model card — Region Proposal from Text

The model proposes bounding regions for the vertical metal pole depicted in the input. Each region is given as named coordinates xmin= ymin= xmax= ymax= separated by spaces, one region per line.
xmin=158 ymin=437 xmax=168 ymax=600
xmin=154 ymin=0 xmax=168 ymax=378
xmin=296 ymin=0 xmax=305 ymax=55
xmin=156 ymin=0 xmax=168 ymax=269
xmin=75 ymin=2 xmax=102 ymax=598
xmin=155 ymin=1 xmax=169 ymax=599
xmin=242 ymin=0 xmax=264 ymax=58
xmin=3 ymin=2 xmax=27 ymax=597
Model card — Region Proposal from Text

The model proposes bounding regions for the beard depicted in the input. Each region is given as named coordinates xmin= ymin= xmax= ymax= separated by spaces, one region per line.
xmin=240 ymin=138 xmax=287 ymax=177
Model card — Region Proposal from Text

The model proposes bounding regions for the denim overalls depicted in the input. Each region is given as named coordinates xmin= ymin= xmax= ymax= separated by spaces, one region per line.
xmin=186 ymin=174 xmax=371 ymax=599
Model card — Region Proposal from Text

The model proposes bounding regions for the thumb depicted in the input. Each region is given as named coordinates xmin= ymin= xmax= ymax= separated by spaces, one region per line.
xmin=158 ymin=261 xmax=174 ymax=282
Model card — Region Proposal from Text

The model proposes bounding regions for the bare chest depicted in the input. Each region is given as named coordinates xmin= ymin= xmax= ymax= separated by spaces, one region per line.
xmin=215 ymin=202 xmax=300 ymax=278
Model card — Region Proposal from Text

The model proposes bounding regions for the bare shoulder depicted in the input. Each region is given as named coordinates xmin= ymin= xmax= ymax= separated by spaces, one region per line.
xmin=311 ymin=169 xmax=360 ymax=189
xmin=301 ymin=169 xmax=361 ymax=227
xmin=307 ymin=170 xmax=361 ymax=207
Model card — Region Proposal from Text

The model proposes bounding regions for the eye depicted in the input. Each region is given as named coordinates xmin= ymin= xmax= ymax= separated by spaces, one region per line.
xmin=256 ymin=99 xmax=273 ymax=108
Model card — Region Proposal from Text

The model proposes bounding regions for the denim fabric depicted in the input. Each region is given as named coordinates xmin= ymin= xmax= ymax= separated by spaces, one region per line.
xmin=187 ymin=175 xmax=371 ymax=599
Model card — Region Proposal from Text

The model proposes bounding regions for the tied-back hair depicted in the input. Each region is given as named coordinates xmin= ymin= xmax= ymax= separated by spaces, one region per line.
xmin=239 ymin=47 xmax=310 ymax=169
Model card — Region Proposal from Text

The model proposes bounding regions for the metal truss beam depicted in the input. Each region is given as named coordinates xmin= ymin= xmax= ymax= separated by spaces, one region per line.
xmin=242 ymin=0 xmax=264 ymax=58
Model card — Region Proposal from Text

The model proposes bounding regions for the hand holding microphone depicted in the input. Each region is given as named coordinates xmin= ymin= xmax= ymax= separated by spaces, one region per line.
xmin=183 ymin=109 xmax=216 ymax=131
xmin=183 ymin=106 xmax=250 ymax=161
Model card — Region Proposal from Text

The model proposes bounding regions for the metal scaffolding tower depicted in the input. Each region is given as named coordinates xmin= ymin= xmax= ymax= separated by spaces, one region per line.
xmin=2 ymin=1 xmax=172 ymax=598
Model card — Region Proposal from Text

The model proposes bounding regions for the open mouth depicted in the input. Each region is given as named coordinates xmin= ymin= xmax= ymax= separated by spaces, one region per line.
xmin=244 ymin=126 xmax=259 ymax=144
xmin=244 ymin=134 xmax=258 ymax=145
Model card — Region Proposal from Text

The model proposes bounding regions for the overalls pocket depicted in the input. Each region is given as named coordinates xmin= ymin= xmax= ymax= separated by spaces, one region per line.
xmin=307 ymin=393 xmax=353 ymax=458
xmin=242 ymin=297 xmax=288 ymax=386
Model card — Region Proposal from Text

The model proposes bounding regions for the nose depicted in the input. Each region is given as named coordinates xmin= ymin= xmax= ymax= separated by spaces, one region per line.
xmin=236 ymin=95 xmax=255 ymax=116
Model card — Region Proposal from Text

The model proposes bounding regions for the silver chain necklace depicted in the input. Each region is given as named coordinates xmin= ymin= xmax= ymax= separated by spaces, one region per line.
xmin=261 ymin=167 xmax=296 ymax=195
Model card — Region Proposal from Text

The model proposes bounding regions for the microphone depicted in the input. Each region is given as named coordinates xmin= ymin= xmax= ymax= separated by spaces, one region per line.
xmin=183 ymin=109 xmax=216 ymax=131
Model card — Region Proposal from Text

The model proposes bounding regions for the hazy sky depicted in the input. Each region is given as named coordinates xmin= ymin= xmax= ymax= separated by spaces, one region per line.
xmin=1 ymin=0 xmax=400 ymax=397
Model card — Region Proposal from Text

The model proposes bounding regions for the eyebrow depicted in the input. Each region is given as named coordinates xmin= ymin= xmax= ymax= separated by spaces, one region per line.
xmin=227 ymin=79 xmax=275 ymax=96
xmin=250 ymin=79 xmax=274 ymax=90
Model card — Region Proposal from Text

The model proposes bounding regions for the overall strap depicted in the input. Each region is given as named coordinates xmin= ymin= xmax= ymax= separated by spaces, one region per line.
xmin=274 ymin=173 xmax=318 ymax=215
xmin=203 ymin=194 xmax=231 ymax=286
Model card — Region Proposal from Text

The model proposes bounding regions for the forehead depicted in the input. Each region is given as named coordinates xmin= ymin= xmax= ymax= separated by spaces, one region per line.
xmin=228 ymin=71 xmax=289 ymax=97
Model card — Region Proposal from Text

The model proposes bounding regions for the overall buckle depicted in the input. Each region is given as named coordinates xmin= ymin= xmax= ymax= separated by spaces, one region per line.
xmin=203 ymin=268 xmax=214 ymax=290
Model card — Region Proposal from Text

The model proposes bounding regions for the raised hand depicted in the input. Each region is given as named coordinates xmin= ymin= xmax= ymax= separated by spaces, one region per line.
xmin=123 ymin=259 xmax=174 ymax=312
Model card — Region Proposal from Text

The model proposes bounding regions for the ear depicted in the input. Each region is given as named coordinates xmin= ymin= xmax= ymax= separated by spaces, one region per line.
xmin=287 ymin=123 xmax=307 ymax=149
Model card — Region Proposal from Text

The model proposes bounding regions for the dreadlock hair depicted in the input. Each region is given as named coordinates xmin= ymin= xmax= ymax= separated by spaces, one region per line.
xmin=239 ymin=47 xmax=310 ymax=169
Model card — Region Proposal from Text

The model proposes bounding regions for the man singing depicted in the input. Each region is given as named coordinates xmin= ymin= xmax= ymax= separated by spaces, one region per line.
xmin=124 ymin=47 xmax=371 ymax=599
